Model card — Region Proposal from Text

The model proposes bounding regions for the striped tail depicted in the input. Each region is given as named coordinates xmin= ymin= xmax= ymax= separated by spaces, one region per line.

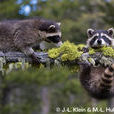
xmin=99 ymin=64 xmax=114 ymax=91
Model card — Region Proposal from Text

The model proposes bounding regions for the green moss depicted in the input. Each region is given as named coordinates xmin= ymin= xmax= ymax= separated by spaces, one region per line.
xmin=48 ymin=41 xmax=84 ymax=61
xmin=100 ymin=46 xmax=114 ymax=57
xmin=48 ymin=41 xmax=114 ymax=60
xmin=77 ymin=44 xmax=86 ymax=51
xmin=48 ymin=41 xmax=114 ymax=61
xmin=88 ymin=57 xmax=95 ymax=65
xmin=48 ymin=41 xmax=86 ymax=72
xmin=89 ymin=46 xmax=114 ymax=58
xmin=88 ymin=48 xmax=95 ymax=55
xmin=48 ymin=41 xmax=114 ymax=72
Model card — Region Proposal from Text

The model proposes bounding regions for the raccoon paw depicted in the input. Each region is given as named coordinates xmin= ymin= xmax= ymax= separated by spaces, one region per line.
xmin=80 ymin=61 xmax=91 ymax=68
xmin=82 ymin=47 xmax=89 ymax=53
xmin=111 ymin=64 xmax=114 ymax=70
xmin=80 ymin=61 xmax=91 ymax=72
xmin=30 ymin=53 xmax=41 ymax=65
xmin=32 ymin=58 xmax=40 ymax=65
xmin=109 ymin=64 xmax=114 ymax=73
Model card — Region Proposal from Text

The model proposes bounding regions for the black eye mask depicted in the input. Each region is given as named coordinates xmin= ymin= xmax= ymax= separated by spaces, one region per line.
xmin=89 ymin=36 xmax=98 ymax=46
xmin=47 ymin=35 xmax=61 ymax=43
xmin=102 ymin=36 xmax=111 ymax=45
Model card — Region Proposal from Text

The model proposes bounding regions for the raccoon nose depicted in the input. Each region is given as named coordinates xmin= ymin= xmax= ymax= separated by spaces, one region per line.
xmin=97 ymin=39 xmax=102 ymax=45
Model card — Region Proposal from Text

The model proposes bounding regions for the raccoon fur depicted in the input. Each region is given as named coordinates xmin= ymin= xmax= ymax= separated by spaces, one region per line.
xmin=80 ymin=28 xmax=114 ymax=99
xmin=0 ymin=18 xmax=62 ymax=64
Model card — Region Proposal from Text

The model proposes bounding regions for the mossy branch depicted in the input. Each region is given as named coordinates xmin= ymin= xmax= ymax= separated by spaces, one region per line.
xmin=0 ymin=51 xmax=49 ymax=64
xmin=0 ymin=51 xmax=113 ymax=68
xmin=0 ymin=41 xmax=113 ymax=68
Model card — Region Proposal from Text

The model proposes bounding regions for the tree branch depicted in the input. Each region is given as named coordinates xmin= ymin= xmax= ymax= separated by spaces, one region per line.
xmin=0 ymin=51 xmax=49 ymax=64
xmin=0 ymin=51 xmax=113 ymax=67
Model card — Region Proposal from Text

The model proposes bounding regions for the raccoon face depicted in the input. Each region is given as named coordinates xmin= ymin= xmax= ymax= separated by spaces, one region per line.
xmin=39 ymin=21 xmax=62 ymax=47
xmin=87 ymin=28 xmax=114 ymax=49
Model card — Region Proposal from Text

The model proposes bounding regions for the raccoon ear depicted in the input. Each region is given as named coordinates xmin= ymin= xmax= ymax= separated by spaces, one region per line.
xmin=48 ymin=25 xmax=56 ymax=31
xmin=48 ymin=25 xmax=55 ymax=29
xmin=107 ymin=28 xmax=114 ymax=36
xmin=57 ymin=22 xmax=61 ymax=26
xmin=87 ymin=29 xmax=94 ymax=37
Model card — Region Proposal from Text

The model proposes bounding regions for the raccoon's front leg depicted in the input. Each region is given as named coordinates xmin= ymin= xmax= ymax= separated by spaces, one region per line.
xmin=80 ymin=62 xmax=91 ymax=82
xmin=80 ymin=61 xmax=91 ymax=73
xmin=22 ymin=47 xmax=40 ymax=64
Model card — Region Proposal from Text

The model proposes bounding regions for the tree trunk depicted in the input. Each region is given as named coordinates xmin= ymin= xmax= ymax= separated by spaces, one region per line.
xmin=41 ymin=87 xmax=50 ymax=114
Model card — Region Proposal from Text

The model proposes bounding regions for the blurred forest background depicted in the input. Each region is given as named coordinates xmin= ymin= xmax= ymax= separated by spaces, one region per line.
xmin=0 ymin=0 xmax=114 ymax=114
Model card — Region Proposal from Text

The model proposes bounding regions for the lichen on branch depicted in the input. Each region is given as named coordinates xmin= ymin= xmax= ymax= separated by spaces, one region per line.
xmin=48 ymin=41 xmax=114 ymax=67
xmin=0 ymin=41 xmax=113 ymax=73
xmin=48 ymin=41 xmax=84 ymax=61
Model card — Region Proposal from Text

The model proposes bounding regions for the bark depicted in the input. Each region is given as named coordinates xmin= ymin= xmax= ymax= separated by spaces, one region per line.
xmin=41 ymin=87 xmax=50 ymax=114
xmin=0 ymin=51 xmax=112 ymax=67
xmin=0 ymin=51 xmax=49 ymax=64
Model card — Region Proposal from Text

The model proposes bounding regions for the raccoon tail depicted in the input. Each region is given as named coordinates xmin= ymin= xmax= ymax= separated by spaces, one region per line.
xmin=99 ymin=64 xmax=114 ymax=91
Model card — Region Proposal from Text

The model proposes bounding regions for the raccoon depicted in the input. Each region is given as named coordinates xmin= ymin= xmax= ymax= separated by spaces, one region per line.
xmin=80 ymin=28 xmax=114 ymax=99
xmin=86 ymin=28 xmax=114 ymax=48
xmin=0 ymin=18 xmax=62 ymax=64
